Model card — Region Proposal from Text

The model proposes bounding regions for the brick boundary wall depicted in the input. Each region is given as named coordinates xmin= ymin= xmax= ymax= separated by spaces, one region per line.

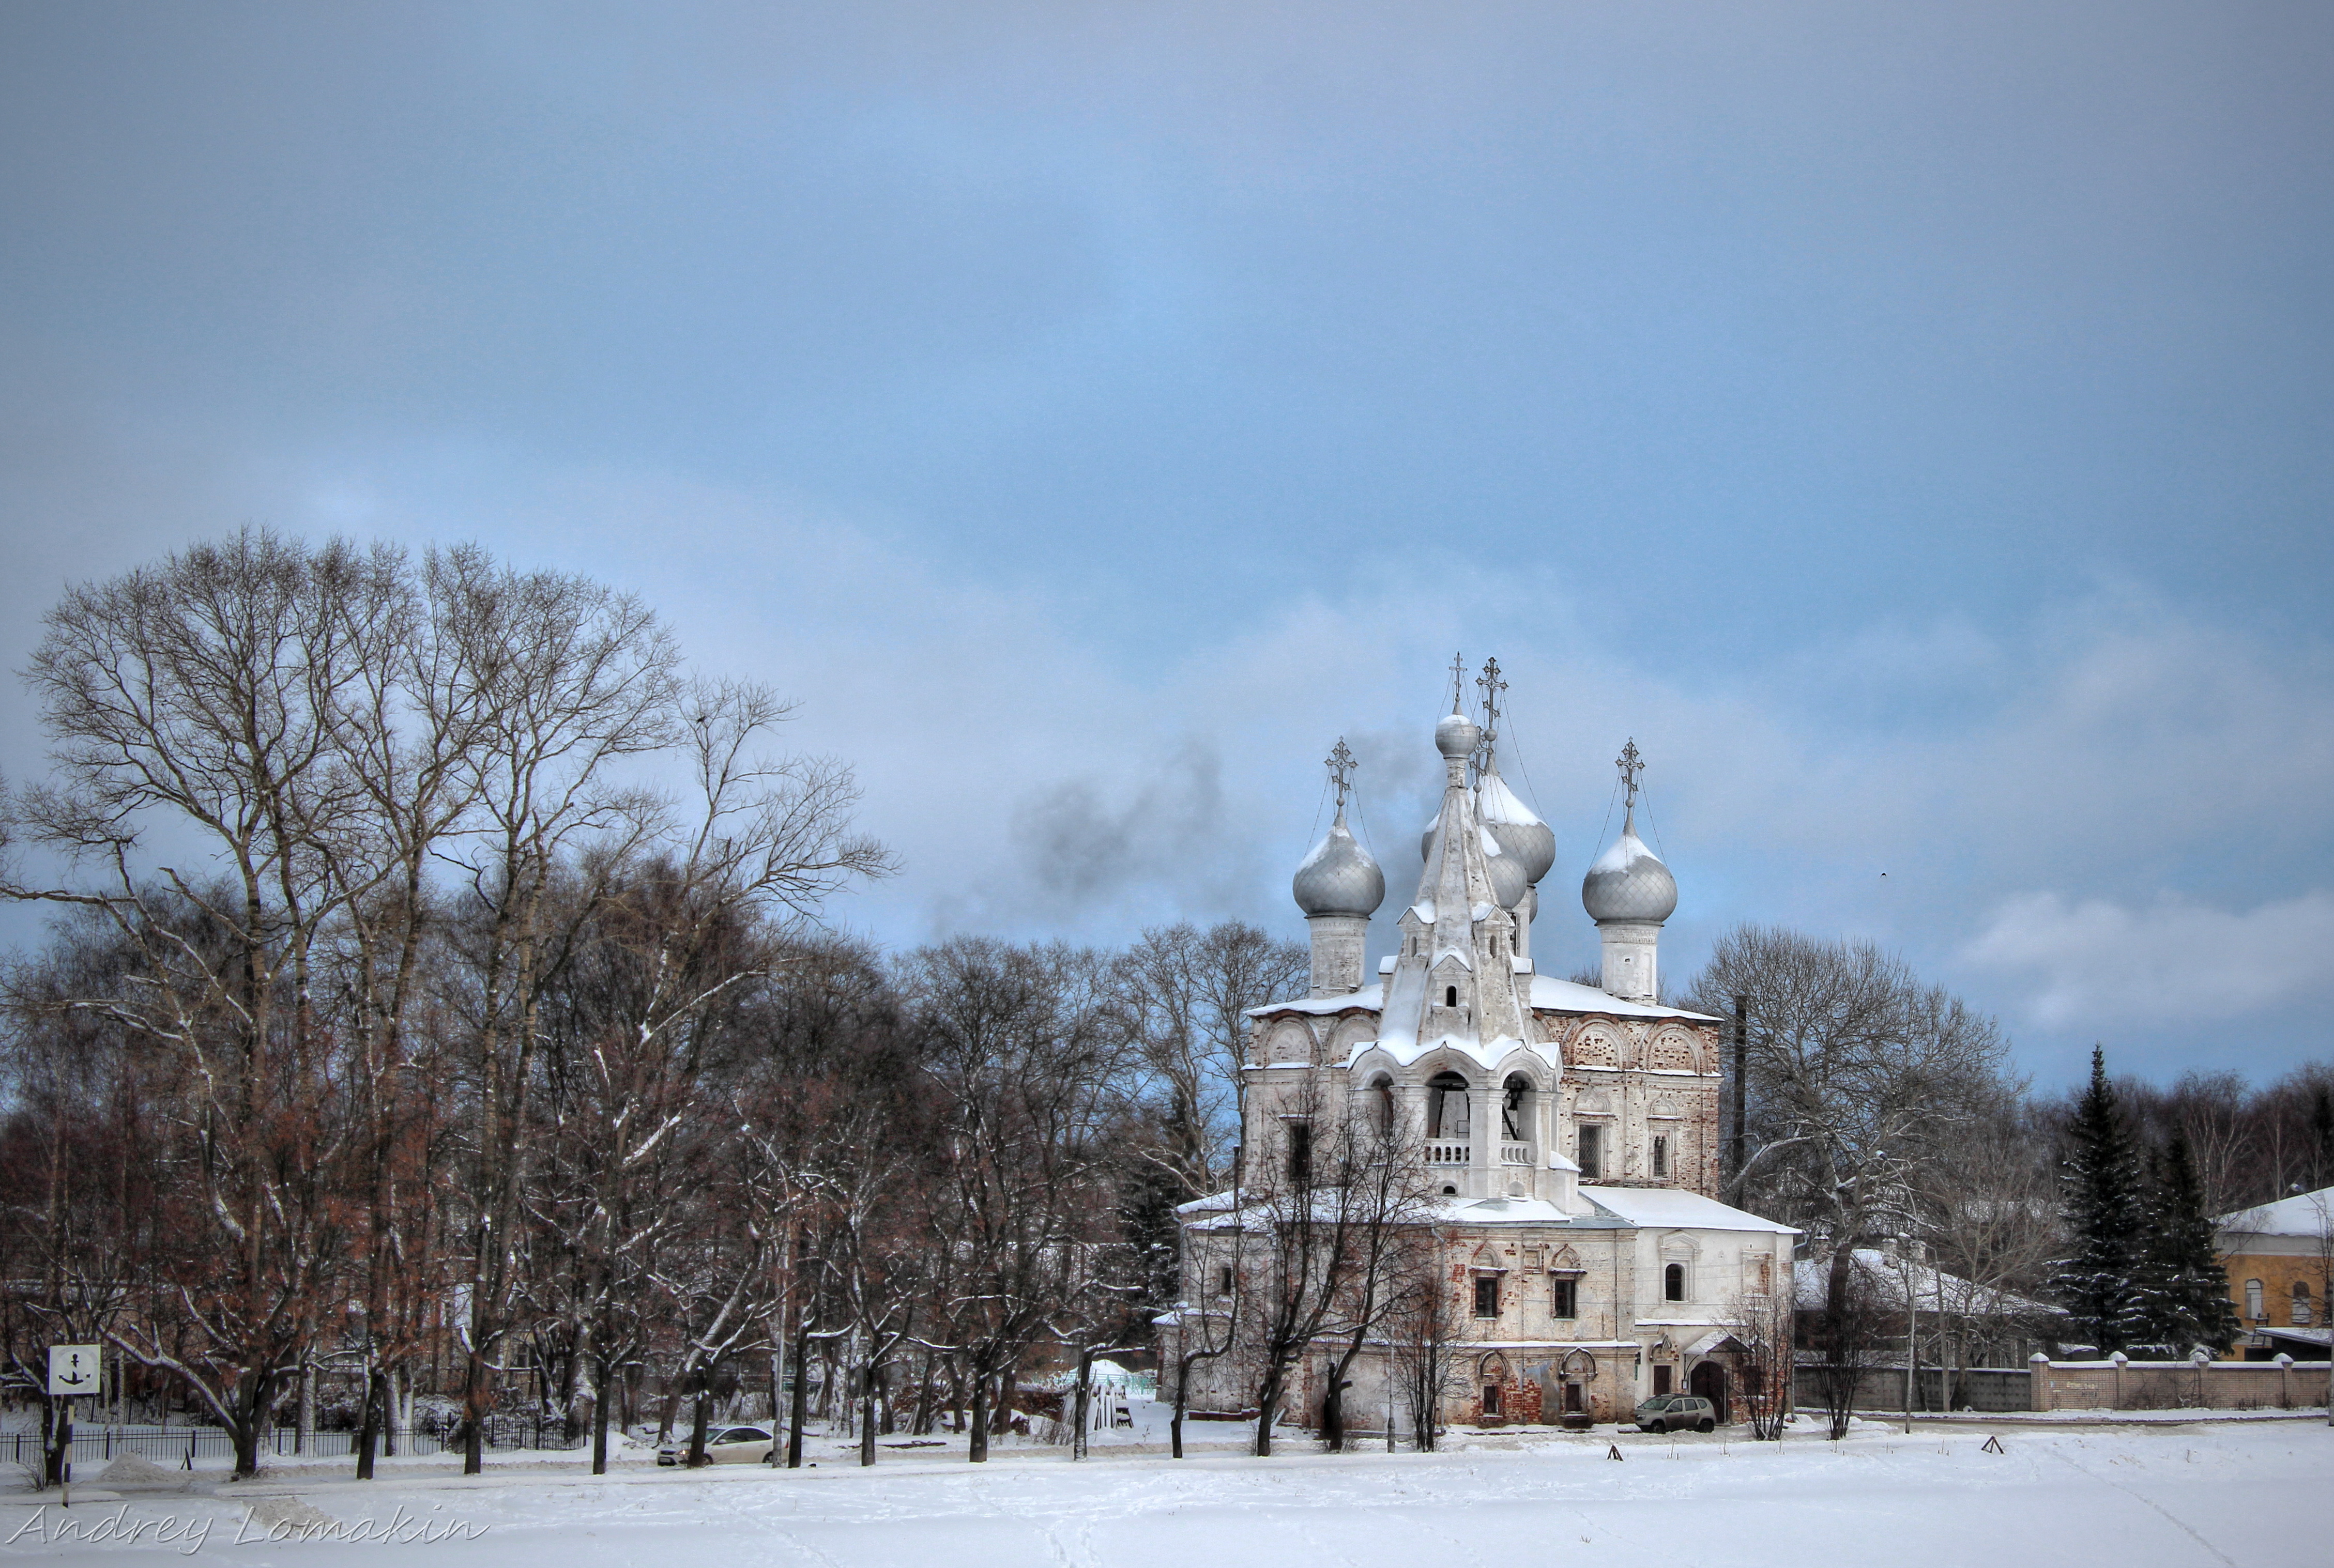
xmin=1813 ymin=1367 xmax=2038 ymax=1414
xmin=1802 ymin=1356 xmax=2329 ymax=1413
xmin=2028 ymin=1352 xmax=2328 ymax=1412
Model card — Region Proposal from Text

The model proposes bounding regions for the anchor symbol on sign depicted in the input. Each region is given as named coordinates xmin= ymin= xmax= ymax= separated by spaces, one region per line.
xmin=57 ymin=1354 xmax=93 ymax=1389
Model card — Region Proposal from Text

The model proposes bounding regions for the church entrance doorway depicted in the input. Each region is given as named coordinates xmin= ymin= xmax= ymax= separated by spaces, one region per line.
xmin=1688 ymin=1360 xmax=1729 ymax=1424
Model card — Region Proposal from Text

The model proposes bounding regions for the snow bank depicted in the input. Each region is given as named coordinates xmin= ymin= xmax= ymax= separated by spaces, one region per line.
xmin=91 ymin=1452 xmax=189 ymax=1491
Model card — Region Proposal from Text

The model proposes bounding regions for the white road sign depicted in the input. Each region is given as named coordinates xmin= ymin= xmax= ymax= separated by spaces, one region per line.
xmin=47 ymin=1344 xmax=102 ymax=1397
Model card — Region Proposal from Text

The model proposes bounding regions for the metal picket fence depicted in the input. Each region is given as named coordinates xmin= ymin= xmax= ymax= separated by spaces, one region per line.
xmin=1 ymin=1415 xmax=586 ymax=1470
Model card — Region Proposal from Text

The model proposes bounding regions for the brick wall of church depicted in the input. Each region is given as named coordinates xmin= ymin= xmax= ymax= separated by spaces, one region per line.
xmin=1546 ymin=1013 xmax=1725 ymax=1195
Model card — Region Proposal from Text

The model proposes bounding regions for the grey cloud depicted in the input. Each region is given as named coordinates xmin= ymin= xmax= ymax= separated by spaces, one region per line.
xmin=4 ymin=4 xmax=2330 ymax=1086
xmin=1962 ymin=890 xmax=2334 ymax=1029
xmin=1005 ymin=738 xmax=1253 ymax=922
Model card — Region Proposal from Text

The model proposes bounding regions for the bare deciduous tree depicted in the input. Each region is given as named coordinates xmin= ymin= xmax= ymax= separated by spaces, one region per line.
xmin=1163 ymin=1206 xmax=1243 ymax=1459
xmin=1384 ymin=1227 xmax=1468 ymax=1452
xmin=6 ymin=530 xmax=399 ymax=1477
xmin=1722 ymin=1286 xmax=1795 ymax=1441
xmin=903 ymin=938 xmax=1128 ymax=1464
xmin=1 ymin=533 xmax=892 ymax=1478
xmin=1118 ymin=921 xmax=1307 ymax=1199
xmin=1804 ymin=1254 xmax=1887 ymax=1440
xmin=1241 ymin=1079 xmax=1426 ymax=1457
xmin=444 ymin=560 xmax=679 ymax=1473
xmin=1689 ymin=925 xmax=2010 ymax=1387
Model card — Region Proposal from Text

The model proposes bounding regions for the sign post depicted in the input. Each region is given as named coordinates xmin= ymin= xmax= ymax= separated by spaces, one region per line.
xmin=47 ymin=1345 xmax=101 ymax=1508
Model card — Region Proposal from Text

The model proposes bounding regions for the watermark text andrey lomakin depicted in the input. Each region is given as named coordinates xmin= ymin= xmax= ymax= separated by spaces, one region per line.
xmin=7 ymin=1501 xmax=490 ymax=1550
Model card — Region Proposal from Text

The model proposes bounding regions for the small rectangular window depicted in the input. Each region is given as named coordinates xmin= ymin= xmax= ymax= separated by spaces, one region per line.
xmin=1215 ymin=1265 xmax=1233 ymax=1296
xmin=1579 ymin=1125 xmax=1602 ymax=1180
xmin=1652 ymin=1135 xmax=1668 ymax=1178
xmin=1551 ymin=1278 xmax=1577 ymax=1319
xmin=1481 ymin=1382 xmax=1501 ymax=1417
xmin=1474 ymin=1277 xmax=1501 ymax=1318
xmin=1288 ymin=1121 xmax=1313 ymax=1183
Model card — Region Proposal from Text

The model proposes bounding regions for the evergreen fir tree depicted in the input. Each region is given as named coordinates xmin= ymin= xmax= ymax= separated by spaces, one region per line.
xmin=2048 ymin=1046 xmax=2149 ymax=1352
xmin=1113 ymin=1156 xmax=1188 ymax=1316
xmin=2139 ymin=1131 xmax=2244 ymax=1354
xmin=2125 ymin=1142 xmax=2178 ymax=1353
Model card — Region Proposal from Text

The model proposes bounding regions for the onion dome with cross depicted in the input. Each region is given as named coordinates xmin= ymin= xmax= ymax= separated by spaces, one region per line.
xmin=1291 ymin=739 xmax=1385 ymax=919
xmin=1581 ymin=739 xmax=1676 ymax=925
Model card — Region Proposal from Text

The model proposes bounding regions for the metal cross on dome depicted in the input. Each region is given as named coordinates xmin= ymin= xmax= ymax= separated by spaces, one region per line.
xmin=1324 ymin=738 xmax=1357 ymax=813
xmin=1615 ymin=739 xmax=1644 ymax=809
xmin=1446 ymin=650 xmax=1467 ymax=713
xmin=1474 ymin=656 xmax=1506 ymax=762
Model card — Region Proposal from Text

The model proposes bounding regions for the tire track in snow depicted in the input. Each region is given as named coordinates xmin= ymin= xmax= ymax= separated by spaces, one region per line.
xmin=2038 ymin=1444 xmax=2236 ymax=1566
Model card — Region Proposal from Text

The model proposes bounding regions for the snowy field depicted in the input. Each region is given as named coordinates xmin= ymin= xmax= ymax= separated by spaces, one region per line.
xmin=3 ymin=1413 xmax=2326 ymax=1567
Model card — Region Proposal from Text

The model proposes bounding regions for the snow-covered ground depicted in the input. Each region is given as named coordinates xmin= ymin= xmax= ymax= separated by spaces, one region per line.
xmin=3 ymin=1410 xmax=2326 ymax=1566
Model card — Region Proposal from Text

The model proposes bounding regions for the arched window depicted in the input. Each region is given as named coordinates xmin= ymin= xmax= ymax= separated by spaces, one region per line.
xmin=1427 ymin=1071 xmax=1471 ymax=1140
xmin=1286 ymin=1120 xmax=1313 ymax=1185
xmin=1369 ymin=1074 xmax=1395 ymax=1134
xmin=1501 ymin=1074 xmax=1530 ymax=1142
xmin=2293 ymin=1280 xmax=2314 ymax=1326
xmin=2244 ymin=1279 xmax=2264 ymax=1319
xmin=1664 ymin=1263 xmax=1686 ymax=1302
xmin=1444 ymin=985 xmax=1459 ymax=1008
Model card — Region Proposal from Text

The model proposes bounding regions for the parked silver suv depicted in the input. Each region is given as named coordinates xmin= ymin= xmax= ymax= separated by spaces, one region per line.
xmin=1634 ymin=1394 xmax=1717 ymax=1433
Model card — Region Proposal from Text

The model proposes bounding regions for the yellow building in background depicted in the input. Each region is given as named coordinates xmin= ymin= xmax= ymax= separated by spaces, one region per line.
xmin=2216 ymin=1186 xmax=2333 ymax=1361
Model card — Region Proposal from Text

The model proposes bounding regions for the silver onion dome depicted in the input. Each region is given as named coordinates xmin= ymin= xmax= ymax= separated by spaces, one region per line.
xmin=1483 ymin=831 xmax=1529 ymax=910
xmin=1580 ymin=814 xmax=1677 ymax=925
xmin=1434 ymin=710 xmax=1481 ymax=760
xmin=1477 ymin=767 xmax=1555 ymax=886
xmin=1293 ymin=814 xmax=1385 ymax=918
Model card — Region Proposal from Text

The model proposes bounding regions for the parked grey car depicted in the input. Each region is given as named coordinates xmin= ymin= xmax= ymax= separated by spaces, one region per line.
xmin=1634 ymin=1394 xmax=1717 ymax=1433
xmin=657 ymin=1425 xmax=777 ymax=1466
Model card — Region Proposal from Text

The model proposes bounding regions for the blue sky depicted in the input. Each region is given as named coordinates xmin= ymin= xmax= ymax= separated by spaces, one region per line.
xmin=3 ymin=2 xmax=2329 ymax=1085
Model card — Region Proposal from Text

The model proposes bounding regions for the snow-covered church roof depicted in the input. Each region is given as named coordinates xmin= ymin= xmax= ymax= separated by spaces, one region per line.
xmin=1587 ymin=1186 xmax=1799 ymax=1235
xmin=1248 ymin=973 xmax=1713 ymax=1023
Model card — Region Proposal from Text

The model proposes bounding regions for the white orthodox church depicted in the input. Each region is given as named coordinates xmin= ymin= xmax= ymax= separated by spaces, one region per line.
xmin=1172 ymin=669 xmax=1796 ymax=1430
